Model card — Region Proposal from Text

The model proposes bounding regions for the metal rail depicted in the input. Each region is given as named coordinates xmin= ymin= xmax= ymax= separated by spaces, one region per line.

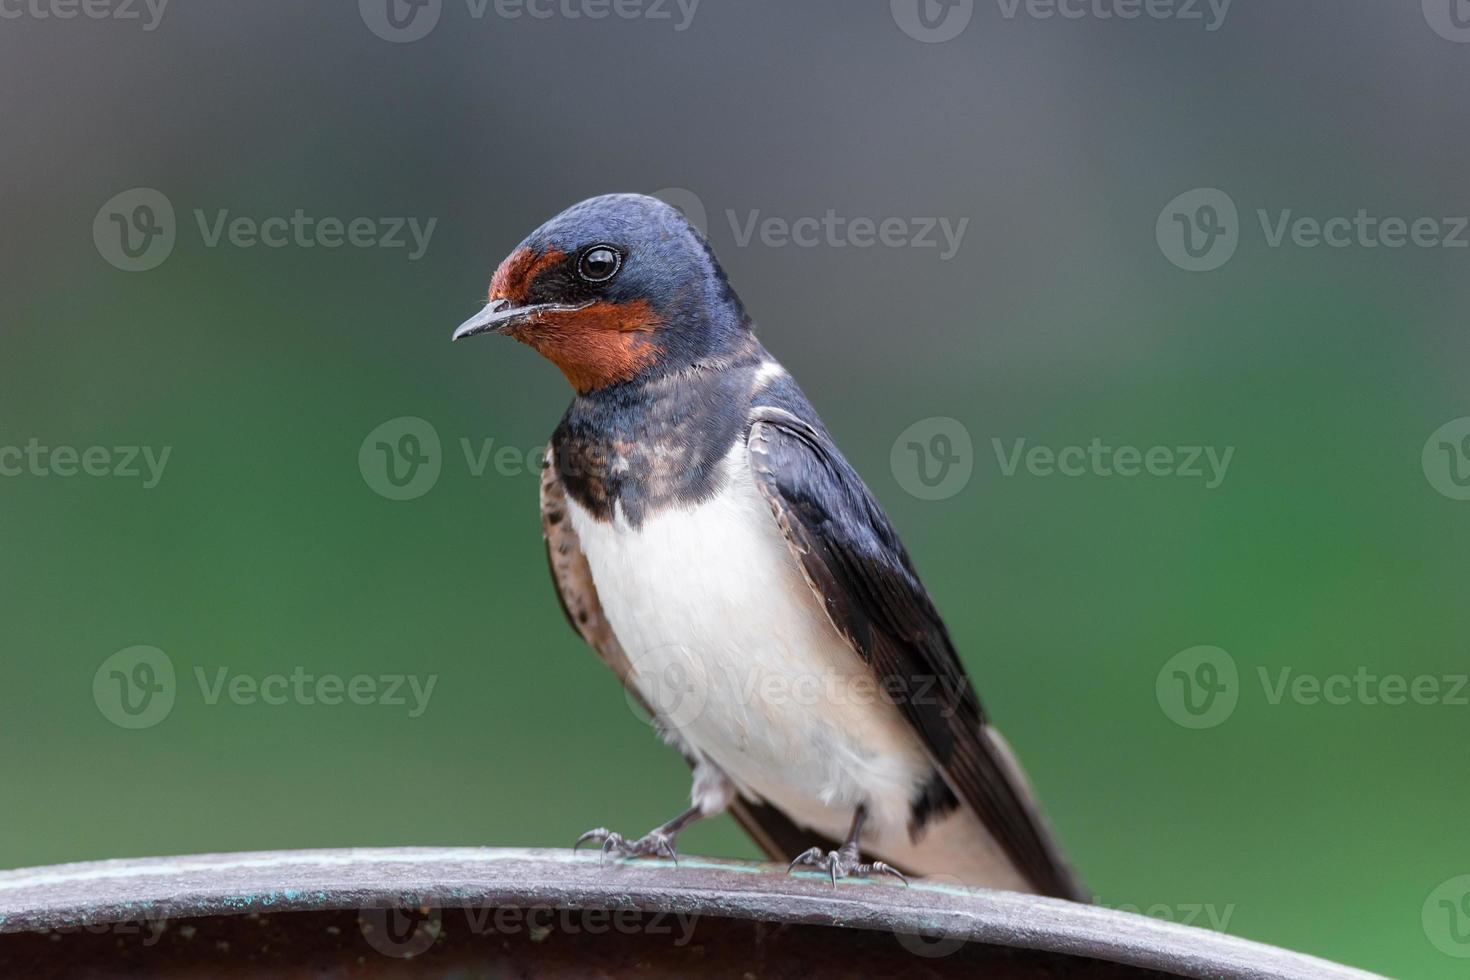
xmin=0 ymin=847 xmax=1380 ymax=978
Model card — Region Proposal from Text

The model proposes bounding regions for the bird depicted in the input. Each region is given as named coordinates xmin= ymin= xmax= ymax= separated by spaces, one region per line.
xmin=452 ymin=193 xmax=1086 ymax=899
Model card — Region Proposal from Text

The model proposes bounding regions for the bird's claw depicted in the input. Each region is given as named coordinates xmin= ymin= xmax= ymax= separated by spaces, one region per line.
xmin=787 ymin=846 xmax=908 ymax=888
xmin=573 ymin=827 xmax=679 ymax=864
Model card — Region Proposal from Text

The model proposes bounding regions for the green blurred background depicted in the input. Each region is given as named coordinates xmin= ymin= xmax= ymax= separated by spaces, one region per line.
xmin=2 ymin=1 xmax=1468 ymax=975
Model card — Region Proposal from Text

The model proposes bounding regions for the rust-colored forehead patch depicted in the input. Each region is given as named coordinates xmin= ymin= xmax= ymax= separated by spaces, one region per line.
xmin=489 ymin=246 xmax=566 ymax=303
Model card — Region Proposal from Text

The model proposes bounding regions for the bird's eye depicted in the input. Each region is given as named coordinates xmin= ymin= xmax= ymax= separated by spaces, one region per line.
xmin=577 ymin=245 xmax=622 ymax=283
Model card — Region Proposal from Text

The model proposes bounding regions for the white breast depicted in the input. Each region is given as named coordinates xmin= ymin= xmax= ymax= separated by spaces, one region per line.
xmin=564 ymin=441 xmax=932 ymax=838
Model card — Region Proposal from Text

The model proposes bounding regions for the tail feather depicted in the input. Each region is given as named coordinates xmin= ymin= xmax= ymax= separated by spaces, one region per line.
xmin=726 ymin=726 xmax=1087 ymax=903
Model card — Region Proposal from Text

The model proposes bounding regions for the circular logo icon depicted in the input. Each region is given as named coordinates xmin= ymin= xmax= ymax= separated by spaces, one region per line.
xmin=622 ymin=644 xmax=710 ymax=731
xmin=1156 ymin=646 xmax=1238 ymax=729
xmin=1423 ymin=0 xmax=1470 ymax=42
xmin=359 ymin=906 xmax=442 ymax=958
xmin=1424 ymin=876 xmax=1470 ymax=958
xmin=94 ymin=188 xmax=176 ymax=273
xmin=93 ymin=646 xmax=176 ymax=729
xmin=359 ymin=0 xmax=442 ymax=42
xmin=1156 ymin=188 xmax=1239 ymax=273
xmin=890 ymin=417 xmax=974 ymax=501
xmin=1423 ymin=417 xmax=1470 ymax=501
xmin=651 ymin=187 xmax=709 ymax=240
xmin=891 ymin=0 xmax=974 ymax=43
xmin=359 ymin=417 xmax=442 ymax=501
xmin=893 ymin=873 xmax=970 ymax=957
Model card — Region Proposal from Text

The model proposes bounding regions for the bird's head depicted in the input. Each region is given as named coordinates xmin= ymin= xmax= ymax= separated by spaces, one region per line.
xmin=453 ymin=193 xmax=750 ymax=394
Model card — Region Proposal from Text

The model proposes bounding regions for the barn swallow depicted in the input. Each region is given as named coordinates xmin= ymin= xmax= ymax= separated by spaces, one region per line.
xmin=453 ymin=194 xmax=1086 ymax=898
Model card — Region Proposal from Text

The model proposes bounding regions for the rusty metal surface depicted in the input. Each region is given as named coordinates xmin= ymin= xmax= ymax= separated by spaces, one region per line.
xmin=0 ymin=906 xmax=1176 ymax=979
xmin=0 ymin=847 xmax=1380 ymax=979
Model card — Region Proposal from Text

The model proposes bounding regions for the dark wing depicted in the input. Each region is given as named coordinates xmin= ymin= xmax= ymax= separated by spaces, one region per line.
xmin=746 ymin=408 xmax=1086 ymax=901
xmin=539 ymin=447 xmax=841 ymax=863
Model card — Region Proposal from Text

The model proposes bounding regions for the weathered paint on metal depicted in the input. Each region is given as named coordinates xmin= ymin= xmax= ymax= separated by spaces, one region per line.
xmin=0 ymin=848 xmax=1381 ymax=979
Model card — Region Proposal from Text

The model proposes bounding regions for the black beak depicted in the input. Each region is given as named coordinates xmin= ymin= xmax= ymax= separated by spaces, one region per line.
xmin=452 ymin=298 xmax=522 ymax=341
xmin=451 ymin=298 xmax=593 ymax=341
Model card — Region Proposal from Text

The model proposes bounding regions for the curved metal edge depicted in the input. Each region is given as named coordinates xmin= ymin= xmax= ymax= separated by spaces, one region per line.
xmin=0 ymin=848 xmax=1381 ymax=980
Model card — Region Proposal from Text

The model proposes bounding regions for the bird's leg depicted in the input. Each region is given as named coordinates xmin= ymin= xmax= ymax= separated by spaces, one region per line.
xmin=574 ymin=759 xmax=733 ymax=865
xmin=787 ymin=806 xmax=908 ymax=887
xmin=574 ymin=805 xmax=704 ymax=864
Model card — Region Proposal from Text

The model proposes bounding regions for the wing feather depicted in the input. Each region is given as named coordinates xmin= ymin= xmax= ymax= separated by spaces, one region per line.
xmin=745 ymin=409 xmax=1086 ymax=901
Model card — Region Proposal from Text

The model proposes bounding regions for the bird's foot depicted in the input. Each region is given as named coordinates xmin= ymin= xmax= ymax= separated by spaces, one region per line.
xmin=787 ymin=844 xmax=908 ymax=888
xmin=573 ymin=826 xmax=680 ymax=864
